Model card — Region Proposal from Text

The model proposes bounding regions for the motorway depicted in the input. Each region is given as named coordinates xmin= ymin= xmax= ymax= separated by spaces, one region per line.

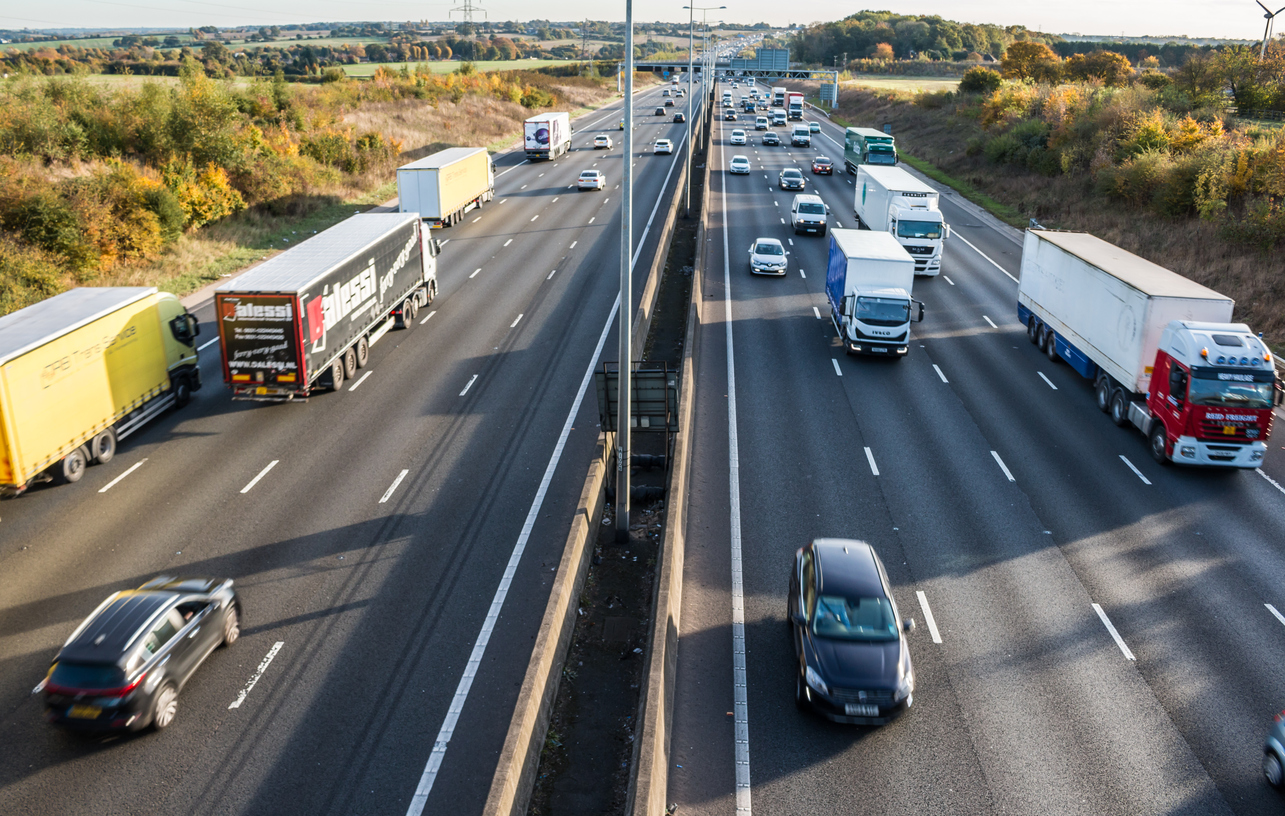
xmin=0 ymin=80 xmax=697 ymax=815
xmin=669 ymin=86 xmax=1285 ymax=815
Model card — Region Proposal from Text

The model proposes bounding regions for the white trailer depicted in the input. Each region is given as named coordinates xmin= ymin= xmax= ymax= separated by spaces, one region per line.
xmin=397 ymin=147 xmax=494 ymax=229
xmin=825 ymin=229 xmax=924 ymax=358
xmin=855 ymin=165 xmax=949 ymax=276
xmin=524 ymin=112 xmax=571 ymax=160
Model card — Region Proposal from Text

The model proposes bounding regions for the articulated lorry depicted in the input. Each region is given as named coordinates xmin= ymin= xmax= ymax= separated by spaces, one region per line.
xmin=524 ymin=112 xmax=571 ymax=160
xmin=844 ymin=127 xmax=897 ymax=173
xmin=786 ymin=91 xmax=805 ymax=120
xmin=0 ymin=287 xmax=201 ymax=493
xmin=1019 ymin=229 xmax=1280 ymax=467
xmin=397 ymin=147 xmax=494 ymax=229
xmin=215 ymin=213 xmax=440 ymax=401
xmin=826 ymin=229 xmax=924 ymax=359
xmin=855 ymin=165 xmax=949 ymax=276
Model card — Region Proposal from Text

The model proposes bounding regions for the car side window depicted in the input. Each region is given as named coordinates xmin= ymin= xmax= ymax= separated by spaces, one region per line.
xmin=801 ymin=554 xmax=816 ymax=618
xmin=142 ymin=609 xmax=184 ymax=655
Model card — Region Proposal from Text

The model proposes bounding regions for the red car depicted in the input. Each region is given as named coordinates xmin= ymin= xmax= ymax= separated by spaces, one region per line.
xmin=812 ymin=156 xmax=834 ymax=175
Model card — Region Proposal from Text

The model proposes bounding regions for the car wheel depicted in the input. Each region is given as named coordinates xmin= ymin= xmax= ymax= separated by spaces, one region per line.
xmin=59 ymin=447 xmax=89 ymax=484
xmin=91 ymin=429 xmax=117 ymax=464
xmin=1095 ymin=378 xmax=1112 ymax=413
xmin=1265 ymin=751 xmax=1284 ymax=788
xmin=1149 ymin=422 xmax=1170 ymax=465
xmin=152 ymin=683 xmax=178 ymax=730
xmin=1110 ymin=389 xmax=1130 ymax=428
xmin=222 ymin=606 xmax=240 ymax=647
xmin=342 ymin=347 xmax=358 ymax=379
xmin=795 ymin=672 xmax=808 ymax=710
xmin=329 ymin=357 xmax=345 ymax=392
xmin=355 ymin=336 xmax=370 ymax=368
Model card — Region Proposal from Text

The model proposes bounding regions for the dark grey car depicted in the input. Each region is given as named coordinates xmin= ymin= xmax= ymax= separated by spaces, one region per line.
xmin=1266 ymin=710 xmax=1285 ymax=788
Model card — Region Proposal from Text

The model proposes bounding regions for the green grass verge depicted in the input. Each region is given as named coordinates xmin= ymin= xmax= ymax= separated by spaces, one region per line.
xmin=896 ymin=152 xmax=1025 ymax=229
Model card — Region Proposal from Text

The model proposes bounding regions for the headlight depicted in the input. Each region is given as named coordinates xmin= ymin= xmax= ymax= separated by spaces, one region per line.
xmin=1252 ymin=450 xmax=1265 ymax=461
xmin=1180 ymin=446 xmax=1196 ymax=457
xmin=895 ymin=671 xmax=914 ymax=701
xmin=805 ymin=665 xmax=828 ymax=696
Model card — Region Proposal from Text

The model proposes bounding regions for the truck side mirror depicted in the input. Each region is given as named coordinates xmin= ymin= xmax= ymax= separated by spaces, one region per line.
xmin=913 ymin=301 xmax=925 ymax=323
xmin=188 ymin=314 xmax=200 ymax=338
xmin=944 ymin=224 xmax=952 ymax=239
xmin=432 ymin=239 xmax=442 ymax=256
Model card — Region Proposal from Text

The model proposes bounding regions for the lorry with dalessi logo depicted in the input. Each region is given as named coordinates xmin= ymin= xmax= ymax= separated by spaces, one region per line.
xmin=214 ymin=213 xmax=440 ymax=401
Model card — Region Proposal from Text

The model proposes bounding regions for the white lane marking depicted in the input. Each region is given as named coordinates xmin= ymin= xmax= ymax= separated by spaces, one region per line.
xmin=469 ymin=268 xmax=481 ymax=279
xmin=348 ymin=371 xmax=373 ymax=392
xmin=419 ymin=310 xmax=437 ymax=325
xmin=589 ymin=217 xmax=595 ymax=224
xmin=1120 ymin=455 xmax=1152 ymax=485
xmin=604 ymin=198 xmax=610 ymax=204
xmin=369 ymin=316 xmax=395 ymax=346
xmin=439 ymin=239 xmax=449 ymax=245
xmin=198 ymin=337 xmax=220 ymax=351
xmin=380 ymin=469 xmax=409 ymax=503
xmin=1266 ymin=603 xmax=1285 ymax=627
xmin=459 ymin=375 xmax=478 ymax=397
xmin=943 ymin=276 xmax=955 ymax=285
xmin=228 ymin=641 xmax=284 ymax=709
xmin=98 ymin=459 xmax=146 ymax=494
xmin=1038 ymin=371 xmax=1058 ymax=390
xmin=991 ymin=451 xmax=1015 ymax=482
xmin=405 ymin=294 xmax=623 ymax=816
xmin=831 ymin=358 xmax=842 ymax=376
xmin=982 ymin=315 xmax=998 ymax=329
xmin=547 ymin=270 xmax=557 ymax=280
xmin=954 ymin=232 xmax=1019 ymax=284
xmin=812 ymin=307 xmax=822 ymax=320
xmin=834 ymin=220 xmax=843 ymax=228
xmin=788 ymin=238 xmax=794 ymax=245
xmin=932 ymin=364 xmax=949 ymax=383
xmin=503 ymin=238 xmax=513 ymax=247
xmin=864 ymin=447 xmax=879 ymax=476
xmin=916 ymin=591 xmax=943 ymax=644
xmin=1257 ymin=468 xmax=1285 ymax=497
xmin=799 ymin=269 xmax=806 ymax=279
xmin=780 ymin=218 xmax=785 ymax=224
xmin=538 ymin=173 xmax=544 ymax=177
xmin=552 ymin=197 xmax=559 ymax=203
xmin=716 ymin=128 xmax=753 ymax=816
xmin=495 ymin=160 xmax=528 ymax=178
xmin=240 ymin=460 xmax=278 ymax=494
xmin=1092 ymin=603 xmax=1136 ymax=660
xmin=520 ymin=185 xmax=527 ymax=190
xmin=472 ymin=216 xmax=481 ymax=223
xmin=569 ymin=241 xmax=577 ymax=249
xmin=530 ymin=214 xmax=539 ymax=222
xmin=498 ymin=200 xmax=507 ymax=205
xmin=510 ymin=313 xmax=524 ymax=329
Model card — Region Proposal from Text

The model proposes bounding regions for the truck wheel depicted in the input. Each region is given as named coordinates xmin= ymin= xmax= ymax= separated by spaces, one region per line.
xmin=1095 ymin=378 xmax=1112 ymax=413
xmin=1110 ymin=389 xmax=1130 ymax=428
xmin=427 ymin=279 xmax=438 ymax=306
xmin=355 ymin=336 xmax=370 ymax=368
xmin=1149 ymin=423 xmax=1170 ymax=465
xmin=59 ymin=447 xmax=89 ymax=484
xmin=342 ymin=347 xmax=358 ymax=380
xmin=328 ymin=357 xmax=345 ymax=391
xmin=173 ymin=375 xmax=192 ymax=408
xmin=1044 ymin=330 xmax=1058 ymax=362
xmin=91 ymin=429 xmax=117 ymax=464
xmin=1027 ymin=318 xmax=1040 ymax=344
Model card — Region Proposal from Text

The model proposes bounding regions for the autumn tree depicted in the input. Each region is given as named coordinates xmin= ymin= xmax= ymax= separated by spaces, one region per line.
xmin=1065 ymin=51 xmax=1133 ymax=86
xmin=1002 ymin=41 xmax=1060 ymax=82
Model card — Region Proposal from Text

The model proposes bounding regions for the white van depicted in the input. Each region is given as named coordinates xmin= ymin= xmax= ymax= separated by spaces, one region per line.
xmin=771 ymin=108 xmax=787 ymax=126
xmin=754 ymin=115 xmax=769 ymax=131
xmin=791 ymin=124 xmax=811 ymax=147
xmin=790 ymin=194 xmax=828 ymax=236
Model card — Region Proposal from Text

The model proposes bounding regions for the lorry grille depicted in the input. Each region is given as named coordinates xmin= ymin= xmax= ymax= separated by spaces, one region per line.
xmin=903 ymin=246 xmax=933 ymax=255
xmin=855 ymin=328 xmax=908 ymax=342
xmin=1199 ymin=421 xmax=1255 ymax=440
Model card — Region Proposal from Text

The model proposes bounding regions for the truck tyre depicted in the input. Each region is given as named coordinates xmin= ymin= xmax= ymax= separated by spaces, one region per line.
xmin=59 ymin=447 xmax=89 ymax=484
xmin=1110 ymin=389 xmax=1131 ymax=427
xmin=1027 ymin=318 xmax=1040 ymax=344
xmin=1044 ymin=330 xmax=1058 ymax=362
xmin=1095 ymin=378 xmax=1112 ymax=413
xmin=1149 ymin=423 xmax=1170 ymax=465
xmin=342 ymin=347 xmax=358 ymax=380
xmin=427 ymin=279 xmax=438 ymax=306
xmin=91 ymin=429 xmax=117 ymax=464
xmin=328 ymin=357 xmax=345 ymax=391
xmin=406 ymin=296 xmax=419 ymax=324
xmin=355 ymin=336 xmax=370 ymax=369
xmin=173 ymin=375 xmax=192 ymax=408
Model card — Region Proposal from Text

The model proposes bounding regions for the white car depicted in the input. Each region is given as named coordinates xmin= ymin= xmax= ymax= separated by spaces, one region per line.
xmin=593 ymin=134 xmax=613 ymax=150
xmin=730 ymin=129 xmax=747 ymax=145
xmin=749 ymin=237 xmax=788 ymax=276
xmin=729 ymin=155 xmax=752 ymax=174
xmin=578 ymin=170 xmax=605 ymax=190
xmin=654 ymin=139 xmax=674 ymax=154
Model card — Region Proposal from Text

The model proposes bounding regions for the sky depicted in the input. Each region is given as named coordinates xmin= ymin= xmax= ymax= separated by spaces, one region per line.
xmin=0 ymin=0 xmax=1271 ymax=41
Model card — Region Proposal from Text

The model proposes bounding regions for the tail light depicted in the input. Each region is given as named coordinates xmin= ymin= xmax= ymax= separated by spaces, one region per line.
xmin=1276 ymin=710 xmax=1285 ymax=723
xmin=45 ymin=672 xmax=145 ymax=699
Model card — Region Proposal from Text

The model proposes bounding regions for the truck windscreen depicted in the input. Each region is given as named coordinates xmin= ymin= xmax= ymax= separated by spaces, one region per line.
xmin=897 ymin=220 xmax=942 ymax=240
xmin=1188 ymin=374 xmax=1274 ymax=409
xmin=855 ymin=297 xmax=909 ymax=326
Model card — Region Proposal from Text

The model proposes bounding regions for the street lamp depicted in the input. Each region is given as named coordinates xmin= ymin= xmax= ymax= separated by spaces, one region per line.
xmin=683 ymin=4 xmax=724 ymax=217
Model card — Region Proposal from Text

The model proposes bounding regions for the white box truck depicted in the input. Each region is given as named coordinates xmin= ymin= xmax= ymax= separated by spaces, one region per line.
xmin=855 ymin=165 xmax=949 ymax=276
xmin=825 ymin=229 xmax=924 ymax=358
xmin=1019 ymin=229 xmax=1280 ymax=467
xmin=397 ymin=147 xmax=494 ymax=229
xmin=524 ymin=112 xmax=571 ymax=160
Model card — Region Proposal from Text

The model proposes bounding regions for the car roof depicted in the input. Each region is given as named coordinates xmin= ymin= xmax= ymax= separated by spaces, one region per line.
xmin=731 ymin=155 xmax=749 ymax=162
xmin=59 ymin=591 xmax=178 ymax=664
xmin=794 ymin=194 xmax=824 ymax=204
xmin=754 ymin=237 xmax=783 ymax=246
xmin=580 ymin=170 xmax=599 ymax=175
xmin=812 ymin=539 xmax=886 ymax=599
xmin=782 ymin=168 xmax=802 ymax=174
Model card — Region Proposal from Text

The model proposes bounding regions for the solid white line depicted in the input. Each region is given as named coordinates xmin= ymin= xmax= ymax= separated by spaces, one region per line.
xmin=991 ymin=451 xmax=1015 ymax=482
xmin=547 ymin=270 xmax=556 ymax=280
xmin=1092 ymin=603 xmax=1136 ymax=660
xmin=228 ymin=641 xmax=284 ymax=709
xmin=459 ymin=374 xmax=478 ymax=397
xmin=1266 ymin=603 xmax=1285 ymax=627
xmin=916 ymin=591 xmax=943 ymax=644
xmin=380 ymin=469 xmax=409 ymax=503
xmin=240 ymin=460 xmax=278 ymax=494
xmin=98 ymin=459 xmax=146 ymax=494
xmin=369 ymin=316 xmax=395 ymax=346
xmin=419 ymin=310 xmax=437 ymax=325
xmin=469 ymin=268 xmax=481 ymax=279
xmin=405 ymin=294 xmax=623 ymax=816
xmin=198 ymin=337 xmax=220 ymax=351
xmin=1257 ymin=468 xmax=1285 ymax=497
xmin=494 ymin=160 xmax=528 ymax=178
xmin=864 ymin=447 xmax=879 ymax=476
xmin=1038 ymin=371 xmax=1058 ymax=390
xmin=503 ymin=238 xmax=513 ymax=247
xmin=954 ymin=232 xmax=1019 ymax=283
xmin=348 ymin=370 xmax=373 ymax=392
xmin=932 ymin=364 xmax=948 ymax=383
xmin=982 ymin=315 xmax=998 ymax=329
xmin=1120 ymin=455 xmax=1152 ymax=485
xmin=943 ymin=276 xmax=955 ymax=286
xmin=831 ymin=358 xmax=842 ymax=376
xmin=439 ymin=239 xmax=449 ymax=245
xmin=812 ymin=306 xmax=821 ymax=320
xmin=510 ymin=313 xmax=523 ymax=329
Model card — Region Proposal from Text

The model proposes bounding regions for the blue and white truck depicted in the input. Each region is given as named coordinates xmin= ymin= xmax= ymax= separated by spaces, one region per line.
xmin=826 ymin=229 xmax=924 ymax=358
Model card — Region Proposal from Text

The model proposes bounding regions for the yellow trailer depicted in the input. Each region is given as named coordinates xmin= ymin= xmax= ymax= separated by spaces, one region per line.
xmin=0 ymin=287 xmax=200 ymax=494
xmin=396 ymin=147 xmax=495 ymax=228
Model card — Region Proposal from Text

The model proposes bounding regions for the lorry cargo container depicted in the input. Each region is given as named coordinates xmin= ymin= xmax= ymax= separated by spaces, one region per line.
xmin=826 ymin=229 xmax=924 ymax=358
xmin=786 ymin=91 xmax=804 ymax=120
xmin=215 ymin=213 xmax=440 ymax=401
xmin=1019 ymin=229 xmax=1280 ymax=467
xmin=855 ymin=165 xmax=949 ymax=276
xmin=844 ymin=127 xmax=897 ymax=172
xmin=397 ymin=147 xmax=494 ymax=229
xmin=0 ymin=287 xmax=200 ymax=493
xmin=524 ymin=112 xmax=571 ymax=160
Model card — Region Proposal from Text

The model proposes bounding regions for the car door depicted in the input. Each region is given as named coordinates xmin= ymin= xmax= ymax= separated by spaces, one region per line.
xmin=172 ymin=600 xmax=221 ymax=684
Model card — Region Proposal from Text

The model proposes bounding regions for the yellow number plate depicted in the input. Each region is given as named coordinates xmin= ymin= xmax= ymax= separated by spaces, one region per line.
xmin=257 ymin=387 xmax=269 ymax=395
xmin=1223 ymin=426 xmax=1236 ymax=435
xmin=68 ymin=704 xmax=101 ymax=719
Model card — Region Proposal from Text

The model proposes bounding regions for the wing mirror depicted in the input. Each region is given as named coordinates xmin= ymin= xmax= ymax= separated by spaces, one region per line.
xmin=791 ymin=613 xmax=807 ymax=626
xmin=913 ymin=300 xmax=925 ymax=323
xmin=944 ymin=224 xmax=952 ymax=239
xmin=903 ymin=618 xmax=916 ymax=633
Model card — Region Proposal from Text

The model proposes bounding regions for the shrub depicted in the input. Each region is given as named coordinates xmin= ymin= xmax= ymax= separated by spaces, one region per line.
xmin=143 ymin=186 xmax=186 ymax=242
xmin=1138 ymin=71 xmax=1171 ymax=90
xmin=1109 ymin=149 xmax=1174 ymax=206
xmin=959 ymin=66 xmax=1001 ymax=95
xmin=0 ymin=233 xmax=67 ymax=314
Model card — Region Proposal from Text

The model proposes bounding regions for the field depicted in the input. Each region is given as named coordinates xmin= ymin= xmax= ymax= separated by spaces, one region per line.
xmin=342 ymin=58 xmax=566 ymax=77
xmin=842 ymin=75 xmax=961 ymax=92
xmin=233 ymin=36 xmax=385 ymax=48
xmin=0 ymin=35 xmax=193 ymax=52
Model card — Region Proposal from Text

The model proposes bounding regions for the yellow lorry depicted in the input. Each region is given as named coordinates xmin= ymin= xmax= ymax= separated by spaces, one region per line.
xmin=0 ymin=287 xmax=201 ymax=494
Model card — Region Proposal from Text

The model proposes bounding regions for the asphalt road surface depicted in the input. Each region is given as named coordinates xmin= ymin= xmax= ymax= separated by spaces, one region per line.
xmin=0 ymin=79 xmax=700 ymax=816
xmin=668 ymin=88 xmax=1285 ymax=816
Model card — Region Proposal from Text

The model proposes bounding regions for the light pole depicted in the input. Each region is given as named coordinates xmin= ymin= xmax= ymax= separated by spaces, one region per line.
xmin=683 ymin=5 xmax=724 ymax=218
xmin=615 ymin=0 xmax=634 ymax=543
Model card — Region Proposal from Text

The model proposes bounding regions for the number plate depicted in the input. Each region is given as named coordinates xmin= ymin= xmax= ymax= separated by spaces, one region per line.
xmin=1223 ymin=426 xmax=1235 ymax=435
xmin=844 ymin=703 xmax=879 ymax=717
xmin=68 ymin=704 xmax=101 ymax=719
xmin=871 ymin=347 xmax=887 ymax=353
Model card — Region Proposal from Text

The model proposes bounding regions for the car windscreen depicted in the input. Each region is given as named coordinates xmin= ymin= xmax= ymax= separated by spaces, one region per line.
xmin=897 ymin=220 xmax=942 ymax=239
xmin=50 ymin=661 xmax=127 ymax=690
xmin=798 ymin=203 xmax=825 ymax=215
xmin=812 ymin=595 xmax=898 ymax=642
xmin=754 ymin=243 xmax=783 ymax=256
xmin=855 ymin=296 xmax=910 ymax=326
xmin=782 ymin=170 xmax=801 ymax=178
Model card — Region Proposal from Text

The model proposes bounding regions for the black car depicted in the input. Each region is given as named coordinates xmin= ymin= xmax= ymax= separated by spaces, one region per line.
xmin=725 ymin=110 xmax=738 ymax=121
xmin=787 ymin=539 xmax=915 ymax=724
xmin=37 ymin=577 xmax=241 ymax=731
xmin=655 ymin=107 xmax=666 ymax=116
xmin=665 ymin=99 xmax=675 ymax=107
xmin=779 ymin=168 xmax=805 ymax=190
xmin=673 ymin=112 xmax=686 ymax=123
xmin=762 ymin=132 xmax=780 ymax=146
